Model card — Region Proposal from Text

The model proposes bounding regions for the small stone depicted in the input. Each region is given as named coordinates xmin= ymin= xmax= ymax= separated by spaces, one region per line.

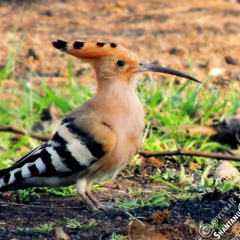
xmin=115 ymin=183 xmax=123 ymax=189
xmin=27 ymin=48 xmax=39 ymax=60
xmin=169 ymin=47 xmax=185 ymax=57
xmin=215 ymin=161 xmax=240 ymax=181
xmin=209 ymin=68 xmax=226 ymax=76
xmin=0 ymin=221 xmax=6 ymax=226
xmin=89 ymin=218 xmax=97 ymax=223
xmin=44 ymin=10 xmax=53 ymax=16
xmin=225 ymin=56 xmax=240 ymax=65
xmin=116 ymin=1 xmax=127 ymax=8
xmin=55 ymin=227 xmax=70 ymax=240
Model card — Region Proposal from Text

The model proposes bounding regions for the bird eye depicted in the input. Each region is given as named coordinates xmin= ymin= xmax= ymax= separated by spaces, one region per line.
xmin=116 ymin=60 xmax=125 ymax=67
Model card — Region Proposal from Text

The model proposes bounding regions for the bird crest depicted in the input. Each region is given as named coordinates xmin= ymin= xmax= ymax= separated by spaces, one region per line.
xmin=52 ymin=40 xmax=138 ymax=61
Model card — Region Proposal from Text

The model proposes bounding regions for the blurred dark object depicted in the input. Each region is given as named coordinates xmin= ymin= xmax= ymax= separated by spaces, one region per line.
xmin=225 ymin=56 xmax=240 ymax=66
xmin=213 ymin=116 xmax=240 ymax=148
xmin=27 ymin=48 xmax=39 ymax=60
xmin=32 ymin=104 xmax=62 ymax=133
xmin=0 ymin=0 xmax=45 ymax=5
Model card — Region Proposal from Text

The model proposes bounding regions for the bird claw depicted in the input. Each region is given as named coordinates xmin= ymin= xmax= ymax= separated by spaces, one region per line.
xmin=84 ymin=201 xmax=111 ymax=212
xmin=85 ymin=191 xmax=112 ymax=211
xmin=95 ymin=202 xmax=113 ymax=211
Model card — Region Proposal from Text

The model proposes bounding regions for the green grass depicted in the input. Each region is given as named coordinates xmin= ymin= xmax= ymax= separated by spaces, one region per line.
xmin=115 ymin=185 xmax=202 ymax=210
xmin=38 ymin=186 xmax=77 ymax=197
xmin=34 ymin=223 xmax=54 ymax=234
xmin=108 ymin=233 xmax=127 ymax=240
xmin=17 ymin=222 xmax=54 ymax=236
xmin=15 ymin=188 xmax=39 ymax=203
xmin=66 ymin=218 xmax=97 ymax=230
xmin=1 ymin=37 xmax=240 ymax=209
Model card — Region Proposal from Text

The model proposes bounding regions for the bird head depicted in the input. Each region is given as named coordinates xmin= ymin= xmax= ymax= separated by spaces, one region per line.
xmin=52 ymin=40 xmax=201 ymax=86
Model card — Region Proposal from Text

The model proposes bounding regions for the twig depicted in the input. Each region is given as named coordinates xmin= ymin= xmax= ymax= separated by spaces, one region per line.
xmin=1 ymin=125 xmax=240 ymax=162
xmin=0 ymin=124 xmax=219 ymax=141
xmin=138 ymin=149 xmax=240 ymax=162
xmin=0 ymin=125 xmax=51 ymax=141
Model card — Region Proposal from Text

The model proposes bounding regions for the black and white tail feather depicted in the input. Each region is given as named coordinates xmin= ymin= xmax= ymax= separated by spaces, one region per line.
xmin=0 ymin=118 xmax=105 ymax=192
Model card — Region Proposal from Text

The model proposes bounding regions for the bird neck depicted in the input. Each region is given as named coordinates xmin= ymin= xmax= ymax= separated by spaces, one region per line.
xmin=96 ymin=74 xmax=137 ymax=94
xmin=89 ymin=77 xmax=140 ymax=116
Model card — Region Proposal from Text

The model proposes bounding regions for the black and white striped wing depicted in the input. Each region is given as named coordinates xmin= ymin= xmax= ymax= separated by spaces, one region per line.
xmin=0 ymin=120 xmax=105 ymax=191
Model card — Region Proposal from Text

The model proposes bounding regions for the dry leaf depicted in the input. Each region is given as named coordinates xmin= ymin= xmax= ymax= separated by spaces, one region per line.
xmin=140 ymin=156 xmax=164 ymax=168
xmin=189 ymin=162 xmax=200 ymax=171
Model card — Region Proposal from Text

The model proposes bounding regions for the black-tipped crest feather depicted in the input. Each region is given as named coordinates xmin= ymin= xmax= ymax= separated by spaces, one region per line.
xmin=52 ymin=40 xmax=68 ymax=51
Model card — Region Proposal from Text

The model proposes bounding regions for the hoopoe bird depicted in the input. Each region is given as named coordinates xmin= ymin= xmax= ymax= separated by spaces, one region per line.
xmin=0 ymin=40 xmax=201 ymax=210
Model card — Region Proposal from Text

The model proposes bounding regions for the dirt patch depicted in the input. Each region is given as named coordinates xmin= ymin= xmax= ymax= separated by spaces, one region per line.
xmin=1 ymin=0 xmax=240 ymax=239
xmin=0 ymin=177 xmax=239 ymax=239
xmin=1 ymin=0 xmax=240 ymax=88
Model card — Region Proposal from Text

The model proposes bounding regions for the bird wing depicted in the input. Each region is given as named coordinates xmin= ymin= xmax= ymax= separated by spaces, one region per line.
xmin=0 ymin=107 xmax=117 ymax=191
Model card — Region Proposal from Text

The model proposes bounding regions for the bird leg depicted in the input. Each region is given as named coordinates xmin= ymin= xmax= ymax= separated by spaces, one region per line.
xmin=76 ymin=180 xmax=110 ymax=211
xmin=86 ymin=191 xmax=111 ymax=210
xmin=79 ymin=192 xmax=98 ymax=211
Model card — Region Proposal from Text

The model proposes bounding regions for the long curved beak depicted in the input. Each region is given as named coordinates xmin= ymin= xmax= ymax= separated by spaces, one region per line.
xmin=136 ymin=63 xmax=201 ymax=83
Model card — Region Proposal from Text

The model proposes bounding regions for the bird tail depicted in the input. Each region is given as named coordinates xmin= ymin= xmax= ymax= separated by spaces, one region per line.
xmin=0 ymin=145 xmax=45 ymax=192
xmin=0 ymin=168 xmax=12 ymax=192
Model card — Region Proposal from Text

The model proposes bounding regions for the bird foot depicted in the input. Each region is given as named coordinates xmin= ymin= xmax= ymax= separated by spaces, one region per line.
xmin=86 ymin=191 xmax=112 ymax=211
xmin=95 ymin=201 xmax=113 ymax=211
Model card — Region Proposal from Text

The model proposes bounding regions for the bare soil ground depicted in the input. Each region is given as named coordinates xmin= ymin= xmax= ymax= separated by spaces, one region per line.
xmin=1 ymin=0 xmax=240 ymax=239
xmin=0 ymin=174 xmax=240 ymax=240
